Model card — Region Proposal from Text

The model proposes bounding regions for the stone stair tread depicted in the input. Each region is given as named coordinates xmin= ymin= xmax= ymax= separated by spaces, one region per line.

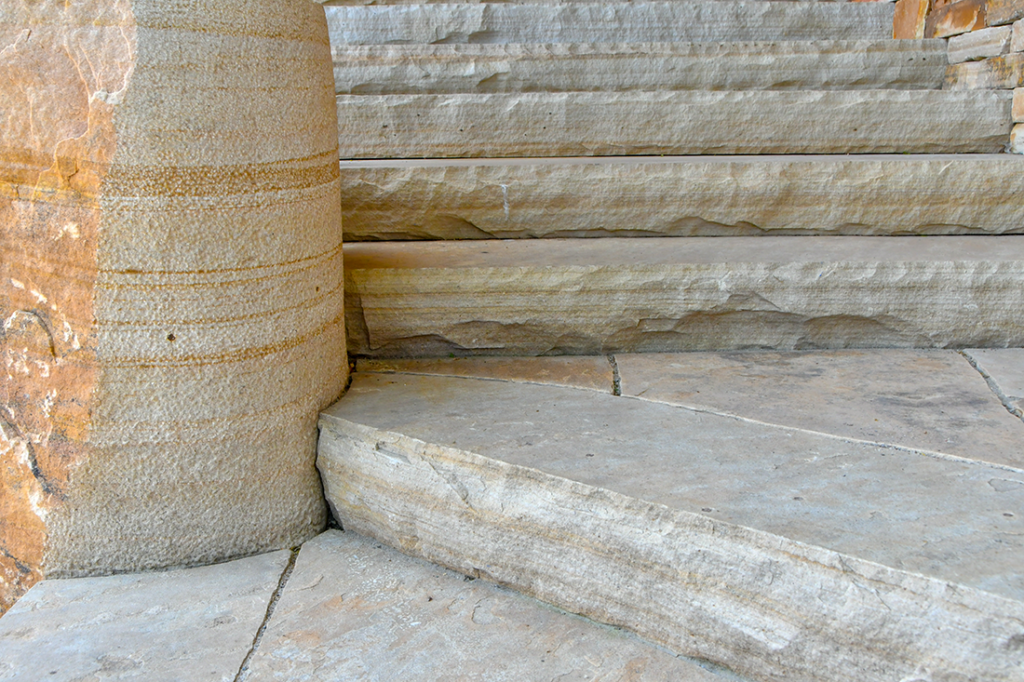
xmin=243 ymin=530 xmax=726 ymax=681
xmin=338 ymin=154 xmax=1024 ymax=240
xmin=318 ymin=371 xmax=1024 ymax=681
xmin=965 ymin=348 xmax=1024 ymax=413
xmin=334 ymin=40 xmax=947 ymax=94
xmin=325 ymin=2 xmax=894 ymax=45
xmin=344 ymin=236 xmax=1024 ymax=355
xmin=336 ymin=90 xmax=1012 ymax=158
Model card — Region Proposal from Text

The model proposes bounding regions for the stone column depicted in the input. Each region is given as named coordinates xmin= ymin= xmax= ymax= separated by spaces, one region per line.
xmin=0 ymin=0 xmax=346 ymax=614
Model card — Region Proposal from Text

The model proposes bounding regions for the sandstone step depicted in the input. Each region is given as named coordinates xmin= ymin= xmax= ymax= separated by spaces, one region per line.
xmin=317 ymin=368 xmax=1024 ymax=682
xmin=343 ymin=236 xmax=1024 ymax=356
xmin=325 ymin=2 xmax=894 ymax=45
xmin=339 ymin=154 xmax=1024 ymax=240
xmin=336 ymin=90 xmax=1012 ymax=158
xmin=0 ymin=532 xmax=727 ymax=681
xmin=333 ymin=41 xmax=948 ymax=95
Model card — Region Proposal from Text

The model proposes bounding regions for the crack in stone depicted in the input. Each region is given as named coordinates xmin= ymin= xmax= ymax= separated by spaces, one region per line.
xmin=607 ymin=354 xmax=621 ymax=396
xmin=959 ymin=349 xmax=1024 ymax=421
xmin=233 ymin=547 xmax=299 ymax=682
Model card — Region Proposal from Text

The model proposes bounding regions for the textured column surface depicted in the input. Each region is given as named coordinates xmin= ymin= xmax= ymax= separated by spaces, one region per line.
xmin=0 ymin=0 xmax=346 ymax=615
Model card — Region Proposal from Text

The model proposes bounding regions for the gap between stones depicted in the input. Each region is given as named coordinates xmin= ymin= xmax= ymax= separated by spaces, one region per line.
xmin=233 ymin=546 xmax=300 ymax=682
xmin=959 ymin=350 xmax=1024 ymax=421
xmin=607 ymin=354 xmax=622 ymax=396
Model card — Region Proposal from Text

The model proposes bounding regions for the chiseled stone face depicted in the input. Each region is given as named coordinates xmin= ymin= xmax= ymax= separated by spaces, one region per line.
xmin=0 ymin=0 xmax=346 ymax=615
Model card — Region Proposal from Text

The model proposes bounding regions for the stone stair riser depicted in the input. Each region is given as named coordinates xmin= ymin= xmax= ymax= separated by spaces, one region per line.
xmin=325 ymin=2 xmax=894 ymax=45
xmin=334 ymin=41 xmax=948 ymax=94
xmin=338 ymin=155 xmax=1024 ymax=240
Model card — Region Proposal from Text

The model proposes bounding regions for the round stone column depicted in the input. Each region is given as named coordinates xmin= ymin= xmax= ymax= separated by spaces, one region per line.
xmin=1 ymin=0 xmax=346 ymax=613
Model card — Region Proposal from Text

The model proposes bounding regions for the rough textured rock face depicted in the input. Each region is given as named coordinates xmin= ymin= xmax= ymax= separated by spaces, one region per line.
xmin=0 ymin=0 xmax=346 ymax=615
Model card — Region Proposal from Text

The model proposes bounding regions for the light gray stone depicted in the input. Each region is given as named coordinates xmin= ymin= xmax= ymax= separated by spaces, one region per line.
xmin=333 ymin=41 xmax=947 ymax=95
xmin=964 ymin=348 xmax=1024 ymax=413
xmin=1012 ymin=18 xmax=1024 ymax=51
xmin=616 ymin=350 xmax=1024 ymax=468
xmin=337 ymin=90 xmax=1012 ymax=158
xmin=0 ymin=551 xmax=290 ymax=682
xmin=244 ymin=530 xmax=722 ymax=681
xmin=358 ymin=356 xmax=615 ymax=392
xmin=343 ymin=236 xmax=1024 ymax=356
xmin=338 ymin=155 xmax=1024 ymax=240
xmin=318 ymin=373 xmax=1024 ymax=682
xmin=325 ymin=2 xmax=894 ymax=45
xmin=947 ymin=25 xmax=1013 ymax=63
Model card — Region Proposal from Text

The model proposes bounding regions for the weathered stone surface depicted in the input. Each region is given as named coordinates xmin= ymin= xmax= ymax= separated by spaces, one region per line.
xmin=333 ymin=41 xmax=947 ymax=95
xmin=893 ymin=0 xmax=929 ymax=38
xmin=245 ymin=531 xmax=721 ymax=681
xmin=319 ymin=373 xmax=1024 ymax=682
xmin=964 ymin=348 xmax=1024 ymax=414
xmin=926 ymin=0 xmax=987 ymax=37
xmin=1013 ymin=18 xmax=1024 ymax=49
xmin=616 ymin=350 xmax=1024 ymax=467
xmin=337 ymin=90 xmax=1011 ymax=158
xmin=1 ymin=0 xmax=345 ymax=615
xmin=945 ymin=51 xmax=1024 ymax=88
xmin=988 ymin=0 xmax=1024 ymax=25
xmin=0 ymin=550 xmax=290 ymax=681
xmin=1014 ymin=88 xmax=1024 ymax=119
xmin=325 ymin=2 xmax=894 ymax=45
xmin=358 ymin=356 xmax=614 ymax=392
xmin=1013 ymin=122 xmax=1024 ymax=151
xmin=948 ymin=25 xmax=1013 ymax=62
xmin=344 ymin=237 xmax=1024 ymax=357
xmin=339 ymin=155 xmax=1024 ymax=240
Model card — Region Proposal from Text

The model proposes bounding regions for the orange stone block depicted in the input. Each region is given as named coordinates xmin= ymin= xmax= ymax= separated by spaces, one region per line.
xmin=987 ymin=0 xmax=1024 ymax=25
xmin=895 ymin=0 xmax=931 ymax=38
xmin=926 ymin=0 xmax=988 ymax=37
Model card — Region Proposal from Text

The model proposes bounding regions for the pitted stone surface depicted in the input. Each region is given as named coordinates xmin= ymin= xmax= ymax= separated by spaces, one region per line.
xmin=0 ymin=551 xmax=290 ymax=682
xmin=616 ymin=350 xmax=1024 ymax=467
xmin=338 ymin=155 xmax=1024 ymax=240
xmin=358 ymin=356 xmax=614 ymax=392
xmin=244 ymin=530 xmax=723 ymax=681
xmin=319 ymin=373 xmax=1024 ymax=682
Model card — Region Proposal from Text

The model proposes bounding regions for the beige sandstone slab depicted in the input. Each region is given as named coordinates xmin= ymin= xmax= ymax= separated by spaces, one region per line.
xmin=947 ymin=25 xmax=1013 ymax=63
xmin=319 ymin=373 xmax=1024 ymax=682
xmin=325 ymin=2 xmax=894 ymax=45
xmin=964 ymin=348 xmax=1024 ymax=414
xmin=1015 ymin=88 xmax=1024 ymax=120
xmin=337 ymin=90 xmax=1011 ymax=158
xmin=0 ymin=550 xmax=290 ymax=681
xmin=339 ymin=155 xmax=1024 ymax=240
xmin=344 ymin=237 xmax=1024 ymax=357
xmin=358 ymin=356 xmax=614 ymax=392
xmin=1013 ymin=18 xmax=1024 ymax=51
xmin=244 ymin=530 xmax=722 ymax=681
xmin=945 ymin=52 xmax=1024 ymax=88
xmin=333 ymin=41 xmax=947 ymax=95
xmin=616 ymin=350 xmax=1024 ymax=466
xmin=988 ymin=0 xmax=1024 ymax=26
xmin=1013 ymin=123 xmax=1024 ymax=152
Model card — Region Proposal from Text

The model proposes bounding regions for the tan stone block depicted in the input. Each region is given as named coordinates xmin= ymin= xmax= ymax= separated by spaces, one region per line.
xmin=926 ymin=0 xmax=987 ymax=38
xmin=894 ymin=0 xmax=929 ymax=38
xmin=1014 ymin=88 xmax=1024 ymax=119
xmin=358 ymin=357 xmax=615 ymax=392
xmin=945 ymin=52 xmax=1024 ymax=87
xmin=1 ymin=0 xmax=345 ymax=614
xmin=987 ymin=0 xmax=1024 ymax=25
xmin=1012 ymin=122 xmax=1024 ymax=151
xmin=948 ymin=25 xmax=1013 ymax=62
xmin=1013 ymin=18 xmax=1024 ymax=50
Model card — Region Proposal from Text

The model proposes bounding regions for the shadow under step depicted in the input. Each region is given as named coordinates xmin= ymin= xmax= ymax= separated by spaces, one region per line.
xmin=336 ymin=90 xmax=1012 ymax=157
xmin=339 ymin=154 xmax=1024 ymax=240
xmin=318 ymin=369 xmax=1024 ymax=682
xmin=334 ymin=41 xmax=948 ymax=94
xmin=344 ymin=236 xmax=1024 ymax=356
xmin=325 ymin=2 xmax=894 ymax=44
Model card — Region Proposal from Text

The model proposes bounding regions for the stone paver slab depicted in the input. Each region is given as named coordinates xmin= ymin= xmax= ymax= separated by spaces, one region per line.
xmin=358 ymin=356 xmax=614 ymax=392
xmin=965 ymin=348 xmax=1024 ymax=413
xmin=319 ymin=373 xmax=1024 ymax=682
xmin=616 ymin=350 xmax=1024 ymax=467
xmin=0 ymin=551 xmax=290 ymax=682
xmin=244 ymin=530 xmax=721 ymax=681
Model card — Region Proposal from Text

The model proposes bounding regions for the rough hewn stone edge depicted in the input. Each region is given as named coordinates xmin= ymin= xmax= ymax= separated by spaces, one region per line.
xmin=318 ymin=415 xmax=1024 ymax=682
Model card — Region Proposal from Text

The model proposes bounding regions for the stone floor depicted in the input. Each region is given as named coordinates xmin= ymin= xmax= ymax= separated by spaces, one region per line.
xmin=2 ymin=349 xmax=1023 ymax=681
